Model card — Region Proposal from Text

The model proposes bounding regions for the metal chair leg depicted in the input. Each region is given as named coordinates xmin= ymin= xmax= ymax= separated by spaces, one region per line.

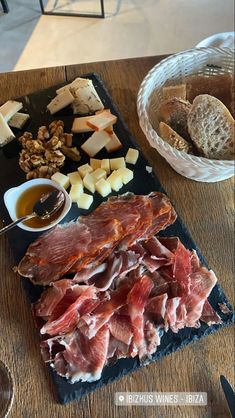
xmin=39 ymin=0 xmax=105 ymax=18
xmin=1 ymin=0 xmax=9 ymax=13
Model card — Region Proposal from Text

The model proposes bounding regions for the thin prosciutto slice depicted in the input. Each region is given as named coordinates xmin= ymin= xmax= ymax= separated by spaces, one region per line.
xmin=127 ymin=275 xmax=154 ymax=359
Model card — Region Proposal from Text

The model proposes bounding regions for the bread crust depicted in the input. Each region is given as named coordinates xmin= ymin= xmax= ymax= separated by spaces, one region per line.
xmin=159 ymin=122 xmax=192 ymax=153
xmin=159 ymin=97 xmax=192 ymax=140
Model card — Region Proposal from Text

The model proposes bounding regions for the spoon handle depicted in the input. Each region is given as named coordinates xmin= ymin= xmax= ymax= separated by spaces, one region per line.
xmin=0 ymin=213 xmax=36 ymax=235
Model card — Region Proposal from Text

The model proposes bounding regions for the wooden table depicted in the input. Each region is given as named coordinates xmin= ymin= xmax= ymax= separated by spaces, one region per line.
xmin=0 ymin=57 xmax=234 ymax=418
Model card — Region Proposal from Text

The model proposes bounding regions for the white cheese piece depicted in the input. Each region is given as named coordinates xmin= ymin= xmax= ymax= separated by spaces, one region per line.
xmin=72 ymin=116 xmax=94 ymax=133
xmin=90 ymin=158 xmax=101 ymax=170
xmin=0 ymin=100 xmax=23 ymax=122
xmin=47 ymin=90 xmax=74 ymax=115
xmin=105 ymin=132 xmax=122 ymax=153
xmin=81 ymin=131 xmax=111 ymax=157
xmin=69 ymin=184 xmax=83 ymax=202
xmin=110 ymin=157 xmax=126 ymax=171
xmin=77 ymin=193 xmax=93 ymax=210
xmin=0 ymin=113 xmax=15 ymax=147
xmin=56 ymin=78 xmax=92 ymax=95
xmin=91 ymin=168 xmax=107 ymax=182
xmin=83 ymin=173 xmax=96 ymax=194
xmin=77 ymin=163 xmax=93 ymax=178
xmin=107 ymin=170 xmax=123 ymax=192
xmin=8 ymin=112 xmax=30 ymax=129
xmin=72 ymin=84 xmax=104 ymax=115
xmin=125 ymin=148 xmax=139 ymax=165
xmin=51 ymin=172 xmax=70 ymax=189
xmin=116 ymin=167 xmax=134 ymax=184
xmin=146 ymin=166 xmax=153 ymax=174
xmin=87 ymin=112 xmax=117 ymax=131
xmin=56 ymin=84 xmax=71 ymax=95
xmin=67 ymin=171 xmax=83 ymax=185
xmin=101 ymin=159 xmax=110 ymax=174
xmin=95 ymin=178 xmax=111 ymax=197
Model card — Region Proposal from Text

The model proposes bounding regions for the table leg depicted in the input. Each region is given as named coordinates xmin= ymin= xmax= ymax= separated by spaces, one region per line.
xmin=38 ymin=0 xmax=105 ymax=18
xmin=1 ymin=0 xmax=9 ymax=13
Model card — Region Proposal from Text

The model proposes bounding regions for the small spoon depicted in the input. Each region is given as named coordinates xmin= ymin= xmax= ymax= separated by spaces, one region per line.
xmin=0 ymin=190 xmax=65 ymax=235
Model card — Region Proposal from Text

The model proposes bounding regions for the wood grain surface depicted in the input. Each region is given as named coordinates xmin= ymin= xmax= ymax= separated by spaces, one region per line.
xmin=0 ymin=57 xmax=234 ymax=418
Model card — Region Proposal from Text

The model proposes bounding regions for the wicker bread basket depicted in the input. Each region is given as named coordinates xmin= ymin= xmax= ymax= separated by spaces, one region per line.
xmin=137 ymin=47 xmax=234 ymax=182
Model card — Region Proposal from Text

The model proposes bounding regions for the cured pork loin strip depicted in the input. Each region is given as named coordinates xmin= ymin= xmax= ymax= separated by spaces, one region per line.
xmin=18 ymin=193 xmax=175 ymax=285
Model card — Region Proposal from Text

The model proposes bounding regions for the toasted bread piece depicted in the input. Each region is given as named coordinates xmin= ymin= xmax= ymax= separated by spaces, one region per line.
xmin=186 ymin=74 xmax=233 ymax=115
xmin=159 ymin=97 xmax=192 ymax=140
xmin=163 ymin=84 xmax=186 ymax=100
xmin=188 ymin=94 xmax=235 ymax=160
xmin=159 ymin=122 xmax=192 ymax=153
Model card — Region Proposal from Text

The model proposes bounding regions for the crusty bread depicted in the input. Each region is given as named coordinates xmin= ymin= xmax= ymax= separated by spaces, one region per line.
xmin=159 ymin=97 xmax=192 ymax=140
xmin=188 ymin=94 xmax=235 ymax=160
xmin=186 ymin=74 xmax=233 ymax=115
xmin=162 ymin=84 xmax=186 ymax=100
xmin=159 ymin=122 xmax=192 ymax=153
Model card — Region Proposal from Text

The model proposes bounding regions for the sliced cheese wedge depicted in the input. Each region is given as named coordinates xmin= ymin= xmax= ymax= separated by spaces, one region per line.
xmin=116 ymin=167 xmax=134 ymax=184
xmin=56 ymin=78 xmax=92 ymax=95
xmin=81 ymin=130 xmax=111 ymax=157
xmin=87 ymin=112 xmax=117 ymax=131
xmin=110 ymin=157 xmax=126 ymax=171
xmin=105 ymin=132 xmax=122 ymax=153
xmin=90 ymin=158 xmax=101 ymax=170
xmin=83 ymin=173 xmax=96 ymax=194
xmin=72 ymin=116 xmax=94 ymax=133
xmin=47 ymin=90 xmax=74 ymax=115
xmin=69 ymin=184 xmax=83 ymax=202
xmin=0 ymin=100 xmax=23 ymax=122
xmin=72 ymin=84 xmax=104 ymax=115
xmin=77 ymin=193 xmax=93 ymax=210
xmin=51 ymin=172 xmax=70 ymax=189
xmin=77 ymin=163 xmax=93 ymax=178
xmin=0 ymin=113 xmax=15 ymax=147
xmin=95 ymin=178 xmax=111 ymax=197
xmin=67 ymin=171 xmax=83 ymax=186
xmin=107 ymin=170 xmax=123 ymax=192
xmin=8 ymin=112 xmax=30 ymax=129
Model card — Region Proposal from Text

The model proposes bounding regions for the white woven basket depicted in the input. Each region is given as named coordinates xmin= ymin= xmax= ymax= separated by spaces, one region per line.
xmin=137 ymin=47 xmax=234 ymax=182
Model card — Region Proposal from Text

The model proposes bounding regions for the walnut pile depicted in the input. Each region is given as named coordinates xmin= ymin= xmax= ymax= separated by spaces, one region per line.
xmin=18 ymin=120 xmax=81 ymax=179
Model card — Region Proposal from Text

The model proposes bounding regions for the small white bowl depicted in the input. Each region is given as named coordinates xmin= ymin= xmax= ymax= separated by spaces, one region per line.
xmin=137 ymin=47 xmax=234 ymax=182
xmin=4 ymin=178 xmax=72 ymax=232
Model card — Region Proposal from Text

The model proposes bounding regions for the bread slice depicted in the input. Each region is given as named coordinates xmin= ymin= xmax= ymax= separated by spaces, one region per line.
xmin=159 ymin=122 xmax=192 ymax=153
xmin=186 ymin=74 xmax=233 ymax=115
xmin=188 ymin=94 xmax=235 ymax=160
xmin=159 ymin=97 xmax=192 ymax=140
xmin=162 ymin=84 xmax=186 ymax=100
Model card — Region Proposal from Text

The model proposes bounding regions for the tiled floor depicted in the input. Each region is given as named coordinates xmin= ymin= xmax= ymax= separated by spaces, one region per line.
xmin=0 ymin=0 xmax=234 ymax=73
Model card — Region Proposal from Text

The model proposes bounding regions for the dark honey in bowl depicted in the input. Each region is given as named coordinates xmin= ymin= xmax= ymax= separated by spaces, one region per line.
xmin=16 ymin=184 xmax=64 ymax=228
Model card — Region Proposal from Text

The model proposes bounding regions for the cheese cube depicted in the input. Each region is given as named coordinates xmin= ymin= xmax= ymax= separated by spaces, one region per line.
xmin=87 ymin=112 xmax=117 ymax=131
xmin=81 ymin=131 xmax=111 ymax=157
xmin=107 ymin=170 xmax=123 ymax=192
xmin=51 ymin=172 xmax=70 ymax=189
xmin=101 ymin=159 xmax=110 ymax=174
xmin=69 ymin=184 xmax=83 ymax=202
xmin=95 ymin=178 xmax=111 ymax=197
xmin=91 ymin=168 xmax=107 ymax=182
xmin=110 ymin=157 xmax=126 ymax=171
xmin=83 ymin=173 xmax=95 ymax=194
xmin=8 ymin=112 xmax=30 ymax=129
xmin=90 ymin=158 xmax=101 ymax=170
xmin=47 ymin=90 xmax=74 ymax=115
xmin=77 ymin=193 xmax=93 ymax=210
xmin=116 ymin=167 xmax=134 ymax=184
xmin=105 ymin=132 xmax=122 ymax=153
xmin=67 ymin=171 xmax=83 ymax=186
xmin=77 ymin=163 xmax=93 ymax=178
xmin=125 ymin=148 xmax=139 ymax=165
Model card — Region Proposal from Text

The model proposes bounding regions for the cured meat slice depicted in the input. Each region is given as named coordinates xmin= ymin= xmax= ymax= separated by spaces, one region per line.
xmin=127 ymin=275 xmax=154 ymax=359
xmin=164 ymin=297 xmax=181 ymax=331
xmin=107 ymin=336 xmax=129 ymax=359
xmin=73 ymin=263 xmax=107 ymax=284
xmin=79 ymin=284 xmax=131 ymax=338
xmin=143 ymin=193 xmax=177 ymax=239
xmin=143 ymin=236 xmax=173 ymax=260
xmin=54 ymin=325 xmax=110 ymax=383
xmin=145 ymin=293 xmax=168 ymax=323
xmin=184 ymin=268 xmax=218 ymax=327
xmin=40 ymin=286 xmax=97 ymax=336
xmin=200 ymin=300 xmax=222 ymax=326
xmin=144 ymin=321 xmax=161 ymax=356
xmin=34 ymin=279 xmax=73 ymax=318
xmin=108 ymin=314 xmax=133 ymax=345
xmin=18 ymin=223 xmax=92 ymax=285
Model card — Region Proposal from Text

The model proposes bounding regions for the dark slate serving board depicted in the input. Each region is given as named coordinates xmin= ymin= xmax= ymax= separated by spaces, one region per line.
xmin=0 ymin=74 xmax=234 ymax=404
